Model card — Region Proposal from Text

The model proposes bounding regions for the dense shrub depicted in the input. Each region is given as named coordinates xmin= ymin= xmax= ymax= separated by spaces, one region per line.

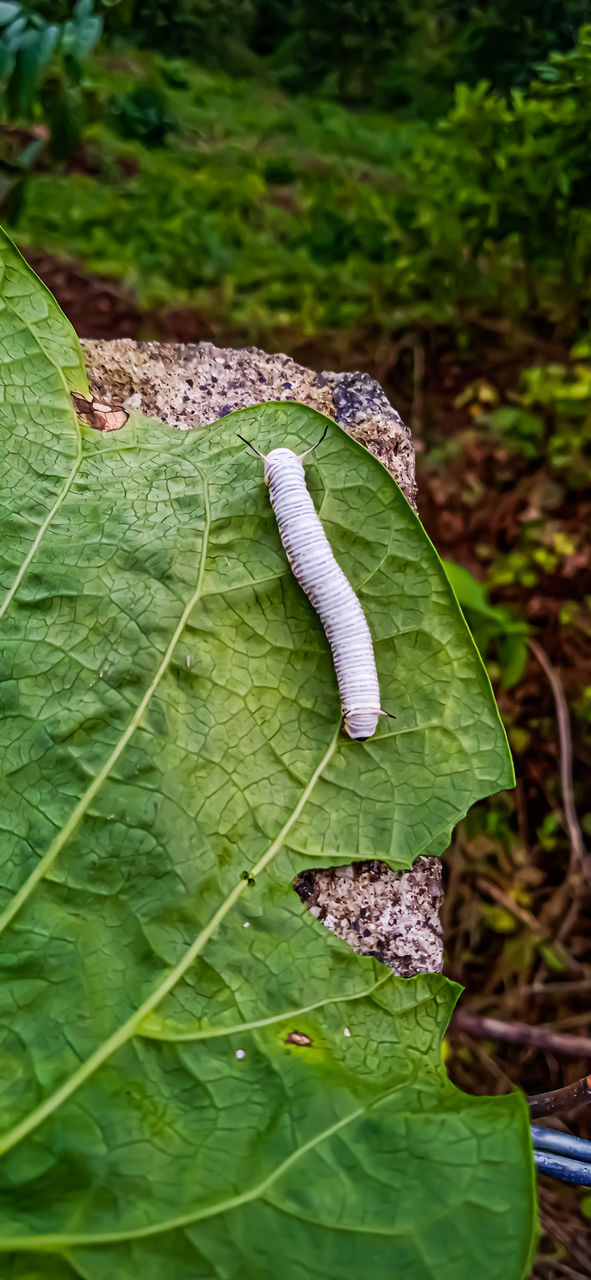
xmin=98 ymin=0 xmax=588 ymax=115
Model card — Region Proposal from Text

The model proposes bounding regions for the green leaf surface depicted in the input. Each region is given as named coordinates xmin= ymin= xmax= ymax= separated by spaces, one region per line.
xmin=0 ymin=234 xmax=536 ymax=1278
xmin=0 ymin=227 xmax=88 ymax=396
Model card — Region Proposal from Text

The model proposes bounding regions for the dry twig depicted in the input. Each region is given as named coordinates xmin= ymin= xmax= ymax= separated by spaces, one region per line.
xmin=451 ymin=1010 xmax=591 ymax=1057
xmin=477 ymin=876 xmax=551 ymax=937
xmin=528 ymin=640 xmax=588 ymax=938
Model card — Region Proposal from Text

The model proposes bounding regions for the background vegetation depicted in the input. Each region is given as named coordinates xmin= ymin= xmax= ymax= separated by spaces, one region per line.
xmin=1 ymin=2 xmax=590 ymax=1274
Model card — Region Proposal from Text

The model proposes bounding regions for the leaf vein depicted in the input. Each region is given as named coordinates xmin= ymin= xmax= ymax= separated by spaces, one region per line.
xmin=0 ymin=473 xmax=211 ymax=936
xmin=0 ymin=727 xmax=339 ymax=1157
xmin=137 ymin=971 xmax=392 ymax=1041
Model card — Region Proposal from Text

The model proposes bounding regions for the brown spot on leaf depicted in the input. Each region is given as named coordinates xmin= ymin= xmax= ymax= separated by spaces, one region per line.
xmin=285 ymin=1031 xmax=313 ymax=1047
xmin=72 ymin=392 xmax=128 ymax=432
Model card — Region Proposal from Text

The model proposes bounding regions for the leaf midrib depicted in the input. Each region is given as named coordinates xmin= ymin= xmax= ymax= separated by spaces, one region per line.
xmin=0 ymin=291 xmax=84 ymax=624
xmin=0 ymin=476 xmax=212 ymax=936
xmin=0 ymin=728 xmax=340 ymax=1158
xmin=0 ymin=471 xmax=211 ymax=936
xmin=137 ymin=971 xmax=393 ymax=1041
xmin=0 ymin=446 xmax=83 ymax=624
xmin=0 ymin=1084 xmax=412 ymax=1250
xmin=0 ymin=1088 xmax=531 ymax=1255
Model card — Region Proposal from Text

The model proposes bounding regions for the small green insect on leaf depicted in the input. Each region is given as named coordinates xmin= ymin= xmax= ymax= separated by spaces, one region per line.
xmin=0 ymin=227 xmax=536 ymax=1279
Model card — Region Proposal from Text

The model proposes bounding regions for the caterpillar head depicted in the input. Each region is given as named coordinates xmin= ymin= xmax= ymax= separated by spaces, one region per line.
xmin=343 ymin=707 xmax=381 ymax=740
xmin=263 ymin=448 xmax=302 ymax=485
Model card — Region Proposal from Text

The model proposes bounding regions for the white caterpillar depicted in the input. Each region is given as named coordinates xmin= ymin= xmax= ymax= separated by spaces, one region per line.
xmin=238 ymin=430 xmax=383 ymax=740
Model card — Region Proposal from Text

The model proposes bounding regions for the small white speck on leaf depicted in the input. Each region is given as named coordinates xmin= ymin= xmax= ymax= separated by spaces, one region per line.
xmin=235 ymin=1049 xmax=245 ymax=1059
xmin=186 ymin=655 xmax=191 ymax=668
xmin=243 ymin=921 xmax=250 ymax=928
xmin=343 ymin=1027 xmax=351 ymax=1038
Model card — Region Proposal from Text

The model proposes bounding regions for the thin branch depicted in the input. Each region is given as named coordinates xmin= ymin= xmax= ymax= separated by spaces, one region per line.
xmin=451 ymin=1010 xmax=591 ymax=1057
xmin=539 ymin=1185 xmax=591 ymax=1272
xmin=537 ymin=1262 xmax=591 ymax=1280
xmin=477 ymin=876 xmax=551 ymax=938
xmin=466 ymin=977 xmax=591 ymax=1010
xmin=547 ymin=1011 xmax=591 ymax=1032
xmin=528 ymin=1075 xmax=591 ymax=1119
xmin=412 ymin=339 xmax=425 ymax=437
xmin=528 ymin=639 xmax=587 ymax=894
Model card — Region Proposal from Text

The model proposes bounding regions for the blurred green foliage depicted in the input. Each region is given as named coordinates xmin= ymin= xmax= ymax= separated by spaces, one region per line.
xmin=0 ymin=0 xmax=101 ymax=113
xmin=6 ymin=22 xmax=591 ymax=349
xmin=88 ymin=0 xmax=590 ymax=116
xmin=0 ymin=0 xmax=101 ymax=217
xmin=443 ymin=560 xmax=530 ymax=688
xmin=454 ymin=346 xmax=591 ymax=599
xmin=487 ymin=348 xmax=591 ymax=486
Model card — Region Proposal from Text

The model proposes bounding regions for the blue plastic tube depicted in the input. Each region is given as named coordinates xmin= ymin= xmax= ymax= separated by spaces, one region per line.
xmin=531 ymin=1125 xmax=591 ymax=1162
xmin=531 ymin=1125 xmax=591 ymax=1185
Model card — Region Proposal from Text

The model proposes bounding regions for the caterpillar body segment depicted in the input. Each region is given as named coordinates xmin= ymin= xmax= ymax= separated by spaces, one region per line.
xmin=259 ymin=444 xmax=382 ymax=740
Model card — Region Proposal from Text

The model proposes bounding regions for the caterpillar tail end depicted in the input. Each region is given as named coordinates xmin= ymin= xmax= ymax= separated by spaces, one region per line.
xmin=342 ymin=706 xmax=382 ymax=740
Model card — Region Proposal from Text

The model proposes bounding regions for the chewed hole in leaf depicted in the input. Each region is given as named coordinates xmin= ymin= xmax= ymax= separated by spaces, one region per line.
xmin=293 ymin=856 xmax=444 ymax=977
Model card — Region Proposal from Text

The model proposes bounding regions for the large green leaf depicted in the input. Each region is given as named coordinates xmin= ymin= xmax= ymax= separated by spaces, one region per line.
xmin=0 ymin=231 xmax=536 ymax=1279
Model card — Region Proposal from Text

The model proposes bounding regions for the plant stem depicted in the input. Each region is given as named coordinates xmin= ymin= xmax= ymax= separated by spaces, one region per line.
xmin=451 ymin=1010 xmax=591 ymax=1057
xmin=528 ymin=639 xmax=588 ymax=941
xmin=528 ymin=1075 xmax=591 ymax=1119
